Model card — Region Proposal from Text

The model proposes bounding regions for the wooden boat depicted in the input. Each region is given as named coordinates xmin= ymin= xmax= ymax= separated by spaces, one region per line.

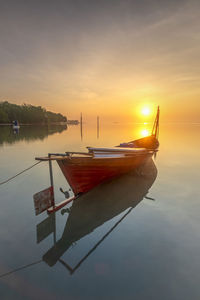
xmin=56 ymin=148 xmax=153 ymax=195
xmin=42 ymin=158 xmax=157 ymax=269
xmin=35 ymin=106 xmax=160 ymax=213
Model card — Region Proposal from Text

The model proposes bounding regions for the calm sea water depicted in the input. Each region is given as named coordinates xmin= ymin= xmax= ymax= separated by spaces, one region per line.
xmin=0 ymin=122 xmax=200 ymax=300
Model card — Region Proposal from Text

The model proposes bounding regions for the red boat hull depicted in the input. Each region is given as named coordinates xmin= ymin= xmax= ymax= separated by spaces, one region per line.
xmin=57 ymin=153 xmax=152 ymax=195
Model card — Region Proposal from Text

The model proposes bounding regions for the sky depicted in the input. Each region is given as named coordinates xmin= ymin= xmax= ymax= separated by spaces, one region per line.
xmin=0 ymin=0 xmax=200 ymax=122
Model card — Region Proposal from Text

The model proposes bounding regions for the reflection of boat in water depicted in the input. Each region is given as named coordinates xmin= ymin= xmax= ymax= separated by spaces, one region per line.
xmin=13 ymin=127 xmax=20 ymax=135
xmin=42 ymin=159 xmax=157 ymax=271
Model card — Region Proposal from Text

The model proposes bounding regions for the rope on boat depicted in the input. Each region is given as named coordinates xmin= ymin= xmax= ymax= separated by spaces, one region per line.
xmin=0 ymin=260 xmax=43 ymax=278
xmin=0 ymin=161 xmax=42 ymax=186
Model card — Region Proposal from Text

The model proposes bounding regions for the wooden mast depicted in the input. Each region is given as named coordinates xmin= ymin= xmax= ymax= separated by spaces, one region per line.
xmin=152 ymin=106 xmax=160 ymax=139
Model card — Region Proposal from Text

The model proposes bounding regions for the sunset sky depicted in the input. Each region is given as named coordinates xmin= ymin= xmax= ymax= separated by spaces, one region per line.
xmin=0 ymin=0 xmax=200 ymax=122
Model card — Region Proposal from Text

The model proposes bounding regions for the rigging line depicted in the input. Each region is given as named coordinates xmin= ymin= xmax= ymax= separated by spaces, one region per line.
xmin=0 ymin=260 xmax=43 ymax=278
xmin=0 ymin=161 xmax=42 ymax=186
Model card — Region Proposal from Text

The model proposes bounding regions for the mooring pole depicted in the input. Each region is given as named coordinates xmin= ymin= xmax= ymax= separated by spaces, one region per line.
xmin=97 ymin=116 xmax=99 ymax=139
xmin=80 ymin=113 xmax=83 ymax=140
xmin=48 ymin=153 xmax=55 ymax=208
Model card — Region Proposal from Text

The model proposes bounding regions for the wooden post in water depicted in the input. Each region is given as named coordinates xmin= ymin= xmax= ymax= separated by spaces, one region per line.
xmin=48 ymin=153 xmax=55 ymax=209
xmin=97 ymin=116 xmax=99 ymax=139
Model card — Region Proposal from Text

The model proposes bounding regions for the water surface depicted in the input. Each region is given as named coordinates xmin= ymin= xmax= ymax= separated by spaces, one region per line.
xmin=0 ymin=123 xmax=200 ymax=300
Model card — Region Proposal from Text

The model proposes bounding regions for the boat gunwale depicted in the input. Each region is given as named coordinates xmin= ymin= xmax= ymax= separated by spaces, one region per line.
xmin=35 ymin=149 xmax=157 ymax=162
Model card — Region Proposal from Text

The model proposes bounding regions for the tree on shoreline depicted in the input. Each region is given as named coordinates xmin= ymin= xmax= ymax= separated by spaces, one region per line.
xmin=0 ymin=101 xmax=67 ymax=124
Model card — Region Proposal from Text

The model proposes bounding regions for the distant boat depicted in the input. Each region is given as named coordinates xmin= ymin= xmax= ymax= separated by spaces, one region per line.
xmin=67 ymin=120 xmax=79 ymax=125
xmin=12 ymin=120 xmax=20 ymax=129
xmin=35 ymin=107 xmax=160 ymax=212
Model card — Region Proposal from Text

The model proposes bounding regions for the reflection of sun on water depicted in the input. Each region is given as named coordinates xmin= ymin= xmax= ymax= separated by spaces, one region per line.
xmin=141 ymin=129 xmax=150 ymax=137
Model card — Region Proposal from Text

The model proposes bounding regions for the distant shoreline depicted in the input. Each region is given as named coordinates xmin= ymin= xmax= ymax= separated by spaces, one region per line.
xmin=0 ymin=121 xmax=79 ymax=126
xmin=0 ymin=122 xmax=67 ymax=126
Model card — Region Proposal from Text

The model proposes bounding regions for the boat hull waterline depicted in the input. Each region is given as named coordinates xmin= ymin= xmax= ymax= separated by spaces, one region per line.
xmin=57 ymin=153 xmax=153 ymax=195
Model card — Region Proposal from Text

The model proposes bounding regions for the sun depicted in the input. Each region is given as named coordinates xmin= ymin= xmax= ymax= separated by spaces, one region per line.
xmin=141 ymin=106 xmax=151 ymax=116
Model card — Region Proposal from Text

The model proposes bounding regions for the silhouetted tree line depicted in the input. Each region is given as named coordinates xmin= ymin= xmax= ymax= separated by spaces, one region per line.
xmin=0 ymin=101 xmax=67 ymax=124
